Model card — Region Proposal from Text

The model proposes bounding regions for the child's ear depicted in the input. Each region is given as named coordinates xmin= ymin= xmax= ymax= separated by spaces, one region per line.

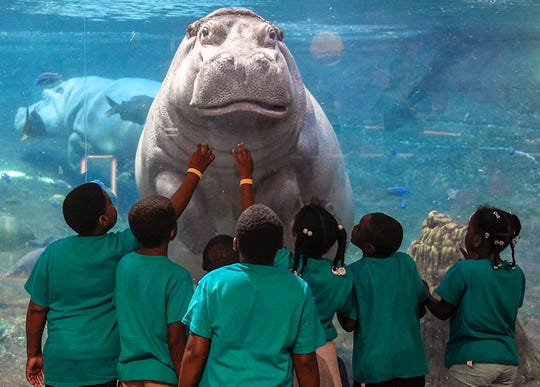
xmin=170 ymin=224 xmax=178 ymax=241
xmin=98 ymin=214 xmax=109 ymax=227
xmin=472 ymin=233 xmax=484 ymax=248
xmin=233 ymin=237 xmax=238 ymax=252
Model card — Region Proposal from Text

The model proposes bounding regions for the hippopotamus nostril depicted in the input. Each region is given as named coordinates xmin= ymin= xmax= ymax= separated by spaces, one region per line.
xmin=251 ymin=53 xmax=271 ymax=72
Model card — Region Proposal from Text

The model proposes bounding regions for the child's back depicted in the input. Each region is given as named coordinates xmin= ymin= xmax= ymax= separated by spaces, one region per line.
xmin=115 ymin=251 xmax=193 ymax=385
xmin=180 ymin=204 xmax=325 ymax=387
xmin=340 ymin=212 xmax=428 ymax=386
xmin=186 ymin=262 xmax=322 ymax=385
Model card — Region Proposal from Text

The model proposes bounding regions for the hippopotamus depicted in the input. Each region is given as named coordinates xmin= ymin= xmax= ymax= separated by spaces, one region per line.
xmin=15 ymin=76 xmax=161 ymax=171
xmin=135 ymin=8 xmax=354 ymax=267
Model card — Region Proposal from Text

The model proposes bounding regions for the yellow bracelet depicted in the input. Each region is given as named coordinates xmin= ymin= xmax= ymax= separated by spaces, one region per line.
xmin=240 ymin=178 xmax=253 ymax=186
xmin=187 ymin=168 xmax=203 ymax=178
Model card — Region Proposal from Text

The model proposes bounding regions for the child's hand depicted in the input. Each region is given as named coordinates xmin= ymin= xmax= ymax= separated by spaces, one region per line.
xmin=232 ymin=143 xmax=253 ymax=178
xmin=188 ymin=144 xmax=215 ymax=173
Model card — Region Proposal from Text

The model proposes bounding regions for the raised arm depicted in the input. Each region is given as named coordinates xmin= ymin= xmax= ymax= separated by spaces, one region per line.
xmin=171 ymin=144 xmax=215 ymax=218
xmin=25 ymin=300 xmax=48 ymax=387
xmin=232 ymin=143 xmax=255 ymax=210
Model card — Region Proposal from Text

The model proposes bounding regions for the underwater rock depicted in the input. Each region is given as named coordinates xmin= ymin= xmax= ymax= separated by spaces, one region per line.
xmin=409 ymin=210 xmax=540 ymax=386
xmin=0 ymin=216 xmax=36 ymax=250
xmin=136 ymin=8 xmax=354 ymax=262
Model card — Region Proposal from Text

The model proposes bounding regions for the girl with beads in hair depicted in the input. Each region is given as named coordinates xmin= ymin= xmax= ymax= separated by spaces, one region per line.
xmin=424 ymin=205 xmax=525 ymax=387
xmin=232 ymin=143 xmax=352 ymax=387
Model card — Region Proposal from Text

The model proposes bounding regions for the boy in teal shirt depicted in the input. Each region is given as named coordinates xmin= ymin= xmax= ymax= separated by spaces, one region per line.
xmin=179 ymin=204 xmax=326 ymax=386
xmin=115 ymin=195 xmax=195 ymax=386
xmin=338 ymin=212 xmax=429 ymax=387
xmin=25 ymin=144 xmax=214 ymax=387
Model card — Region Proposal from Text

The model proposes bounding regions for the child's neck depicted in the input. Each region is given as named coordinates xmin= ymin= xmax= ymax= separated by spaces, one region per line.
xmin=137 ymin=245 xmax=169 ymax=256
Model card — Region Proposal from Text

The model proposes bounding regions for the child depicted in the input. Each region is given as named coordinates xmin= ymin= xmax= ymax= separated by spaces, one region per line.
xmin=233 ymin=143 xmax=352 ymax=387
xmin=115 ymin=195 xmax=194 ymax=387
xmin=24 ymin=144 xmax=214 ymax=387
xmin=424 ymin=206 xmax=525 ymax=386
xmin=338 ymin=212 xmax=429 ymax=387
xmin=179 ymin=204 xmax=326 ymax=386
xmin=201 ymin=234 xmax=239 ymax=273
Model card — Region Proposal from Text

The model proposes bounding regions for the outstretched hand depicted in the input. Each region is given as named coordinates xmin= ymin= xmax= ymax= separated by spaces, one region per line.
xmin=26 ymin=355 xmax=44 ymax=387
xmin=188 ymin=144 xmax=215 ymax=174
xmin=232 ymin=143 xmax=253 ymax=178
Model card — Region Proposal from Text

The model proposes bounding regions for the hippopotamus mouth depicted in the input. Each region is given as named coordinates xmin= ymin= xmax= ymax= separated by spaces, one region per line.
xmin=194 ymin=100 xmax=288 ymax=118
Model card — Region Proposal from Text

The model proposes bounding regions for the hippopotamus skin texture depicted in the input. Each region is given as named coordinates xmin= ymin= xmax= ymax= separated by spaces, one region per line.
xmin=15 ymin=76 xmax=160 ymax=171
xmin=135 ymin=8 xmax=354 ymax=274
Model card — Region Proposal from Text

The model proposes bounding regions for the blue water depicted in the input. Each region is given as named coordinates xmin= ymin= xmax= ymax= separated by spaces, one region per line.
xmin=1 ymin=1 xmax=540 ymax=384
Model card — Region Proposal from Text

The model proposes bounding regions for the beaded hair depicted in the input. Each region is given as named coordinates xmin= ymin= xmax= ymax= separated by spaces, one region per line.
xmin=469 ymin=205 xmax=521 ymax=269
xmin=290 ymin=203 xmax=347 ymax=276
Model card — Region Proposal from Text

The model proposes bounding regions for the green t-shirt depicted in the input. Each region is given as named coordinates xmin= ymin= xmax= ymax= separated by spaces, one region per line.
xmin=436 ymin=259 xmax=525 ymax=367
xmin=273 ymin=246 xmax=294 ymax=271
xmin=301 ymin=257 xmax=353 ymax=341
xmin=344 ymin=251 xmax=429 ymax=383
xmin=24 ymin=229 xmax=140 ymax=387
xmin=115 ymin=253 xmax=193 ymax=384
xmin=183 ymin=262 xmax=326 ymax=387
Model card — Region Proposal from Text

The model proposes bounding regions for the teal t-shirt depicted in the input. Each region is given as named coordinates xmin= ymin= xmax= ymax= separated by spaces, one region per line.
xmin=183 ymin=263 xmax=326 ymax=387
xmin=115 ymin=253 xmax=194 ymax=384
xmin=344 ymin=251 xmax=429 ymax=384
xmin=273 ymin=246 xmax=294 ymax=271
xmin=301 ymin=257 xmax=353 ymax=341
xmin=436 ymin=259 xmax=526 ymax=367
xmin=24 ymin=229 xmax=140 ymax=387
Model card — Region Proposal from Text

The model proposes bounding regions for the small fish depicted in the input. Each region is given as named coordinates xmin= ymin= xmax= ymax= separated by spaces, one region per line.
xmin=35 ymin=72 xmax=62 ymax=86
xmin=52 ymin=179 xmax=71 ymax=189
xmin=21 ymin=107 xmax=46 ymax=140
xmin=49 ymin=194 xmax=66 ymax=207
xmin=1 ymin=172 xmax=11 ymax=183
xmin=387 ymin=186 xmax=410 ymax=196
xmin=104 ymin=95 xmax=154 ymax=125
xmin=447 ymin=188 xmax=459 ymax=200
xmin=400 ymin=199 xmax=408 ymax=209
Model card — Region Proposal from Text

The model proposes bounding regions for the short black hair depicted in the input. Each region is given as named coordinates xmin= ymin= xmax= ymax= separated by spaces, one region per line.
xmin=235 ymin=204 xmax=283 ymax=264
xmin=63 ymin=182 xmax=106 ymax=235
xmin=356 ymin=212 xmax=403 ymax=258
xmin=128 ymin=195 xmax=176 ymax=248
xmin=202 ymin=234 xmax=239 ymax=272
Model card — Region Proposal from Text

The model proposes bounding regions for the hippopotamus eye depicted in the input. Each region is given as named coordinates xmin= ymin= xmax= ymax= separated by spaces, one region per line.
xmin=201 ymin=26 xmax=210 ymax=38
xmin=268 ymin=28 xmax=277 ymax=40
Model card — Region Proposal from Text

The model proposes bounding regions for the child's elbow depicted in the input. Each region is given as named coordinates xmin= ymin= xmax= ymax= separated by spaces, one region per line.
xmin=337 ymin=313 xmax=357 ymax=332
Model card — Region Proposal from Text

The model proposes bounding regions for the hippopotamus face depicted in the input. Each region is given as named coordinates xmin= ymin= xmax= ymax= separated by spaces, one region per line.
xmin=166 ymin=8 xmax=304 ymax=135
xmin=15 ymin=86 xmax=65 ymax=135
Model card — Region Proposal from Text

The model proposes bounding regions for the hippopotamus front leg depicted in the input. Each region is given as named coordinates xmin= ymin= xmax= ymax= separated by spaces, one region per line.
xmin=255 ymin=169 xmax=303 ymax=245
xmin=67 ymin=131 xmax=87 ymax=170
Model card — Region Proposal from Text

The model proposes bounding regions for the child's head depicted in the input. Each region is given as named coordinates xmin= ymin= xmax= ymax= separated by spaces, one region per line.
xmin=351 ymin=212 xmax=403 ymax=258
xmin=63 ymin=182 xmax=117 ymax=236
xmin=234 ymin=204 xmax=283 ymax=265
xmin=202 ymin=234 xmax=239 ymax=272
xmin=466 ymin=205 xmax=521 ymax=268
xmin=128 ymin=195 xmax=177 ymax=248
xmin=291 ymin=202 xmax=347 ymax=275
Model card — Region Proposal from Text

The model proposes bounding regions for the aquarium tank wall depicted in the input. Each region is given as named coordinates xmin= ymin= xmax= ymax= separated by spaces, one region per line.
xmin=1 ymin=1 xmax=540 ymax=385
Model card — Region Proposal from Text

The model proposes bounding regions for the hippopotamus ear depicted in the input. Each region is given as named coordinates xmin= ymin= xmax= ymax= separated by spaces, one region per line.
xmin=186 ymin=22 xmax=198 ymax=39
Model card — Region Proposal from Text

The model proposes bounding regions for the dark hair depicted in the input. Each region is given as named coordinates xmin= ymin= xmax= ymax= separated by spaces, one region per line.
xmin=63 ymin=182 xmax=106 ymax=235
xmin=291 ymin=202 xmax=347 ymax=276
xmin=469 ymin=205 xmax=521 ymax=269
xmin=354 ymin=212 xmax=403 ymax=258
xmin=202 ymin=234 xmax=239 ymax=272
xmin=128 ymin=195 xmax=176 ymax=248
xmin=234 ymin=204 xmax=283 ymax=264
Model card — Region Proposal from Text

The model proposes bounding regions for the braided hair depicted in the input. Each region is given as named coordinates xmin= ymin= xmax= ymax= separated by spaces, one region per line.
xmin=469 ymin=205 xmax=521 ymax=269
xmin=290 ymin=202 xmax=347 ymax=276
